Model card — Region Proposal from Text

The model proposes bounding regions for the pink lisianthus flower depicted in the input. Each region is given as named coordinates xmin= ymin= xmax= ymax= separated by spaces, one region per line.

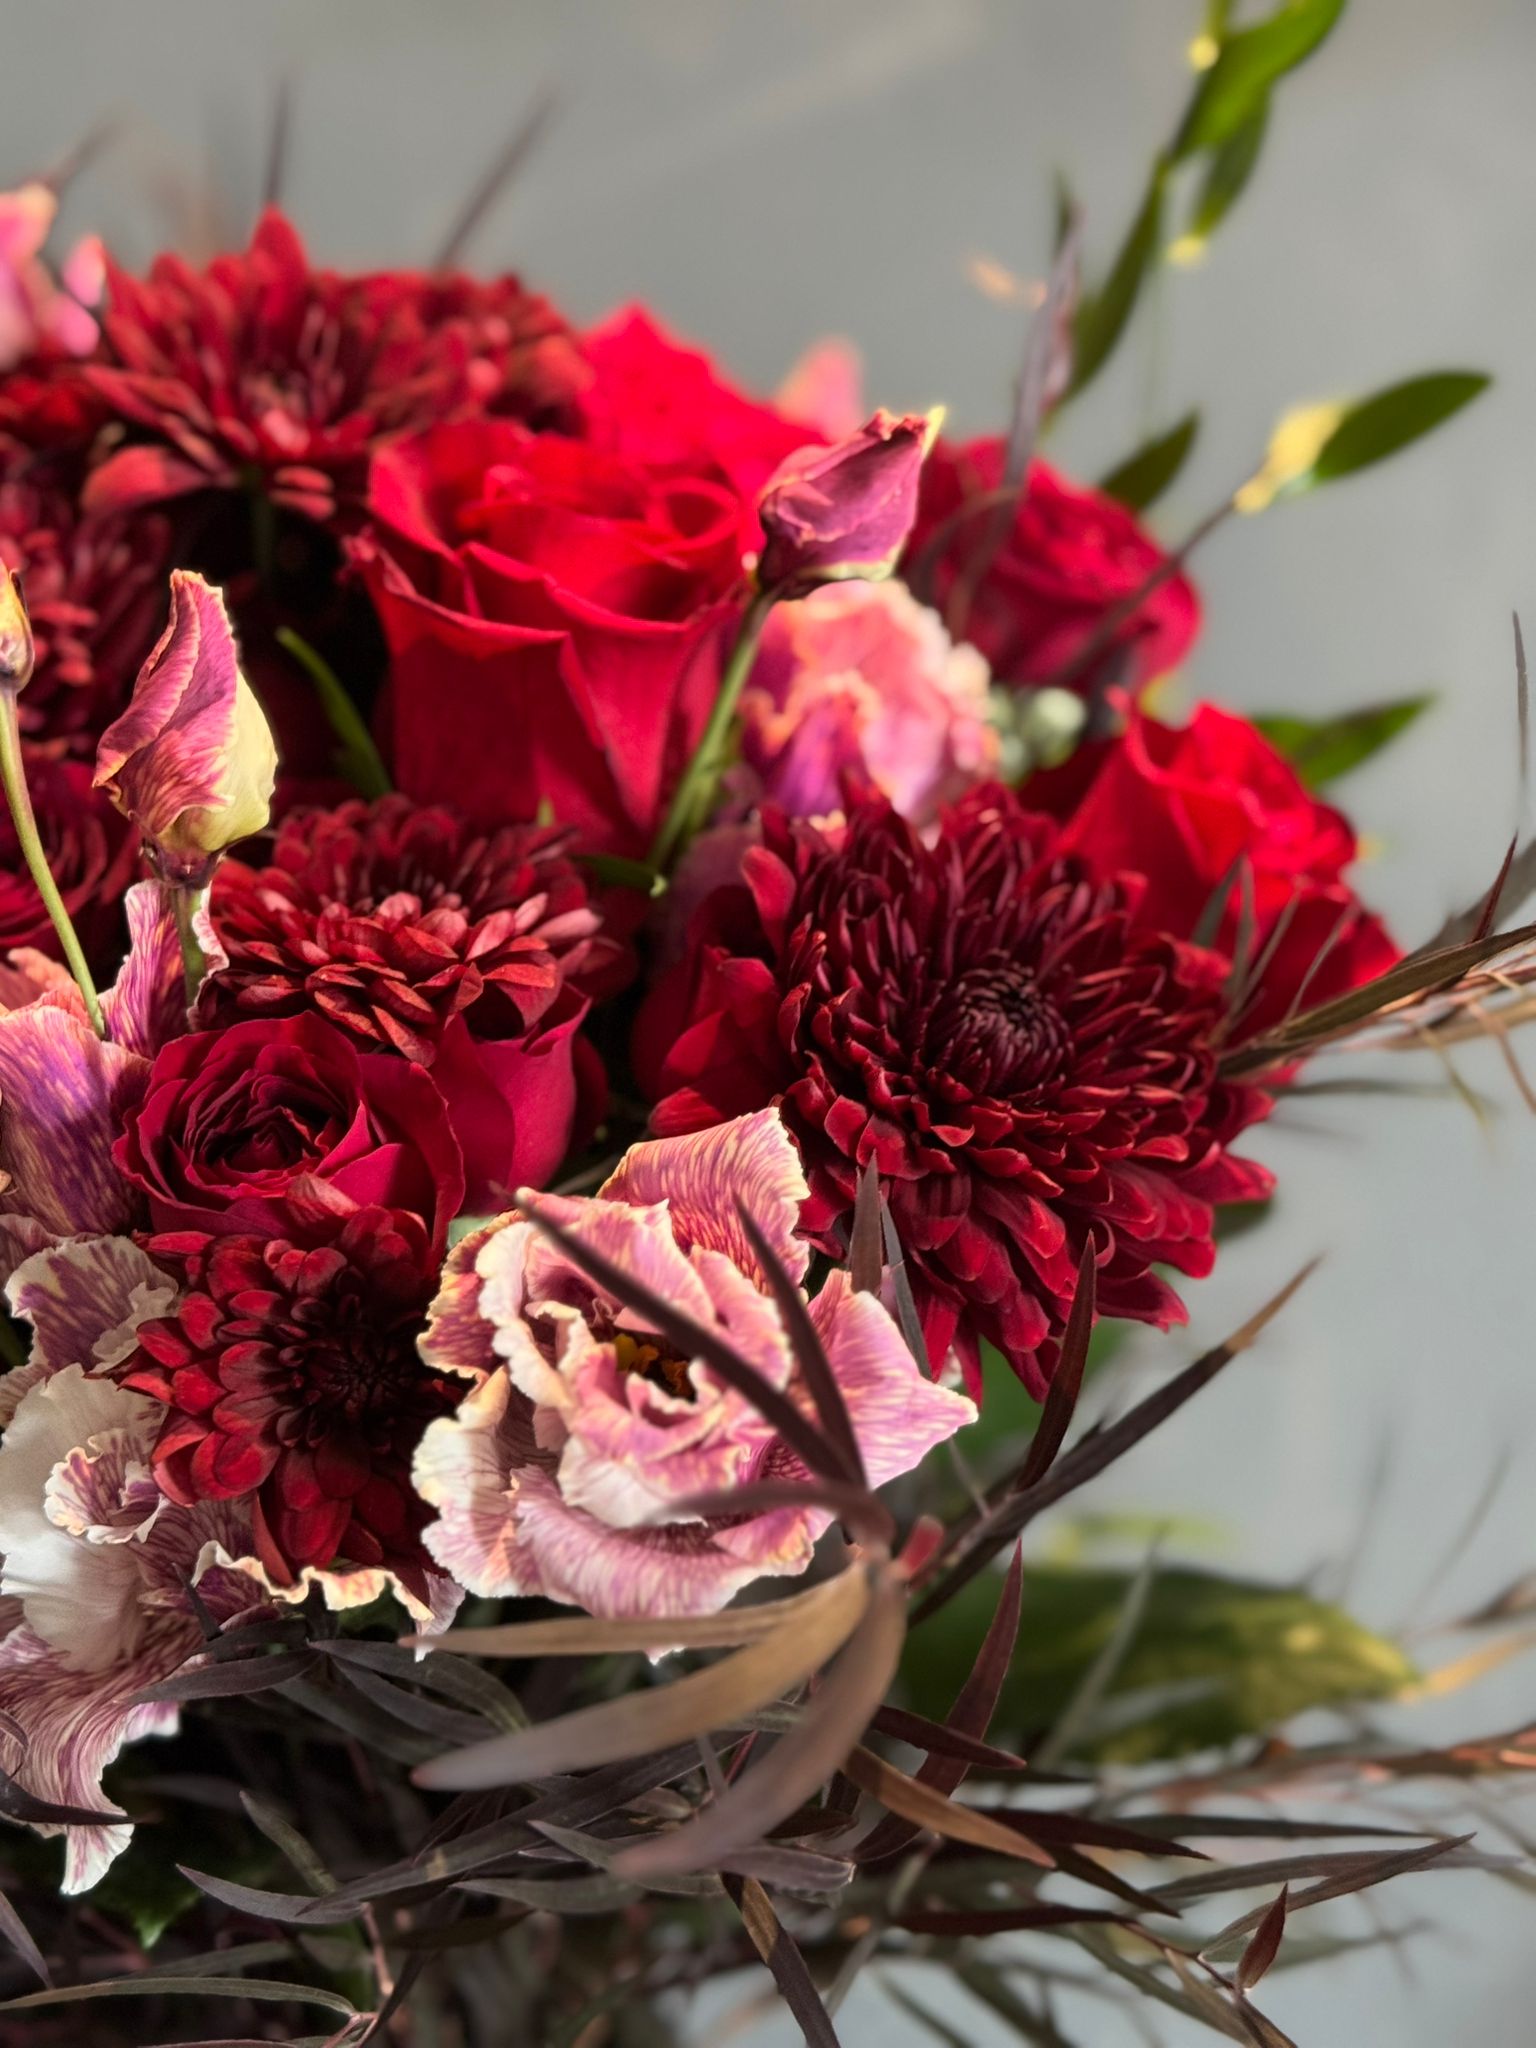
xmin=0 ymin=1235 xmax=266 ymax=1890
xmin=413 ymin=1108 xmax=973 ymax=1620
xmin=737 ymin=578 xmax=996 ymax=830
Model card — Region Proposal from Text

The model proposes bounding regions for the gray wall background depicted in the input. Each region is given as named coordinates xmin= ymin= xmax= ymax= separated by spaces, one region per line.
xmin=5 ymin=1 xmax=1536 ymax=2040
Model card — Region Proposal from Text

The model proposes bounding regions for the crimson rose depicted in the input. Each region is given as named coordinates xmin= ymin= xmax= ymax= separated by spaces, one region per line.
xmin=909 ymin=438 xmax=1200 ymax=693
xmin=356 ymin=419 xmax=750 ymax=853
xmin=1038 ymin=703 xmax=1398 ymax=1033
xmin=115 ymin=1011 xmax=463 ymax=1252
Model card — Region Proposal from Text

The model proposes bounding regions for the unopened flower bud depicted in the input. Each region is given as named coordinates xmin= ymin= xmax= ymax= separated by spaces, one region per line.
xmin=756 ymin=407 xmax=942 ymax=597
xmin=94 ymin=570 xmax=277 ymax=884
xmin=0 ymin=565 xmax=33 ymax=692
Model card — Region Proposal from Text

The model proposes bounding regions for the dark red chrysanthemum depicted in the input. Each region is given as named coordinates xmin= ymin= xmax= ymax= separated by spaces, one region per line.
xmin=0 ymin=452 xmax=169 ymax=751
xmin=120 ymin=1206 xmax=456 ymax=1590
xmin=202 ymin=794 xmax=612 ymax=1062
xmin=644 ymin=787 xmax=1274 ymax=1397
xmin=71 ymin=208 xmax=586 ymax=525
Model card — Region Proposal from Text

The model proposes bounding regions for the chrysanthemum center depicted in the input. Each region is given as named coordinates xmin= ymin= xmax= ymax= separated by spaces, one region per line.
xmin=929 ymin=959 xmax=1070 ymax=1094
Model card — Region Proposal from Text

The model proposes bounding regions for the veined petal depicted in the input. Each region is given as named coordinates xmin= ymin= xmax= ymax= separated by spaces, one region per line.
xmin=597 ymin=1108 xmax=810 ymax=1284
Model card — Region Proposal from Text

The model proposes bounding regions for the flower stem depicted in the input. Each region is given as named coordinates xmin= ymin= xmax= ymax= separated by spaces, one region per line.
xmin=0 ymin=689 xmax=105 ymax=1035
xmin=649 ymin=588 xmax=776 ymax=872
xmin=172 ymin=881 xmax=212 ymax=1009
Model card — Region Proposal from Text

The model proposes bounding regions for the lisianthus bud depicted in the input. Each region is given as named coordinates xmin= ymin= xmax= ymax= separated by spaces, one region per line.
xmin=94 ymin=570 xmax=277 ymax=884
xmin=756 ymin=407 xmax=942 ymax=596
xmin=0 ymin=566 xmax=31 ymax=690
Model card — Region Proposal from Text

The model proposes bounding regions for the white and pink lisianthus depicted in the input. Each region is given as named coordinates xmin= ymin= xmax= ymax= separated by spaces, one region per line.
xmin=413 ymin=1107 xmax=973 ymax=1620
xmin=735 ymin=577 xmax=996 ymax=830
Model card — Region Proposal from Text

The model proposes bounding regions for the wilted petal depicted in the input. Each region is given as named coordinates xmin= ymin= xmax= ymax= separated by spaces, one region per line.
xmin=598 ymin=1108 xmax=810 ymax=1285
xmin=812 ymin=1269 xmax=975 ymax=1483
xmin=93 ymin=571 xmax=277 ymax=883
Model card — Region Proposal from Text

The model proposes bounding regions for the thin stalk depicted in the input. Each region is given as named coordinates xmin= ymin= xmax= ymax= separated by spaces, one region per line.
xmin=649 ymin=588 xmax=776 ymax=872
xmin=0 ymin=690 xmax=104 ymax=1034
xmin=172 ymin=881 xmax=212 ymax=1008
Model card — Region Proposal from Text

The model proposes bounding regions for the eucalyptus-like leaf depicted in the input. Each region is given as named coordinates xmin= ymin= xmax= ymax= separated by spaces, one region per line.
xmin=1185 ymin=95 xmax=1270 ymax=245
xmin=842 ymin=1747 xmax=1052 ymax=1866
xmin=1069 ymin=164 xmax=1165 ymax=400
xmin=1253 ymin=695 xmax=1431 ymax=787
xmin=1173 ymin=0 xmax=1348 ymax=161
xmin=1098 ymin=411 xmax=1200 ymax=511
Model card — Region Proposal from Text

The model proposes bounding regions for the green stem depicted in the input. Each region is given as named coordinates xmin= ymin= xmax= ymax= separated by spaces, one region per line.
xmin=0 ymin=689 xmax=104 ymax=1035
xmin=172 ymin=881 xmax=212 ymax=1009
xmin=649 ymin=588 xmax=777 ymax=872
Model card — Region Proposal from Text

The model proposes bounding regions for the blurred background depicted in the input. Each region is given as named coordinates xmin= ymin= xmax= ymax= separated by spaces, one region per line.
xmin=4 ymin=0 xmax=1535 ymax=2038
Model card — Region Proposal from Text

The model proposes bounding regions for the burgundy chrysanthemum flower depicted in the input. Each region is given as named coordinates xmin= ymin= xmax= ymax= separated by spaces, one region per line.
xmin=203 ymin=794 xmax=609 ymax=1060
xmin=72 ymin=209 xmax=586 ymax=526
xmin=0 ymin=453 xmax=169 ymax=752
xmin=643 ymin=787 xmax=1274 ymax=1398
xmin=119 ymin=1205 xmax=456 ymax=1591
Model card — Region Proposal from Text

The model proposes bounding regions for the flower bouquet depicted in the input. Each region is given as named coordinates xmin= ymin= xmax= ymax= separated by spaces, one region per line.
xmin=0 ymin=9 xmax=1532 ymax=2044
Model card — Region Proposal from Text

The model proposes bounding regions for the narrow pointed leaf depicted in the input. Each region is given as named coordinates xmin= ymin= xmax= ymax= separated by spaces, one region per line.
xmin=736 ymin=1198 xmax=864 ymax=1484
xmin=1252 ymin=695 xmax=1432 ymax=786
xmin=843 ymin=1747 xmax=1051 ymax=1866
xmin=407 ymin=1576 xmax=845 ymax=1660
xmin=849 ymin=1158 xmax=883 ymax=1293
xmin=1173 ymin=0 xmax=1348 ymax=160
xmin=1304 ymin=372 xmax=1490 ymax=490
xmin=1014 ymin=1243 xmax=1096 ymax=1492
xmin=413 ymin=1565 xmax=872 ymax=1790
xmin=1237 ymin=1885 xmax=1289 ymax=1990
xmin=1099 ymin=412 xmax=1200 ymax=511
xmin=727 ymin=1874 xmax=843 ymax=2048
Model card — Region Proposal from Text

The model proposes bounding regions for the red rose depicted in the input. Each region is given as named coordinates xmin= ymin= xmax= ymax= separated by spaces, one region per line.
xmin=356 ymin=418 xmax=751 ymax=853
xmin=908 ymin=438 xmax=1200 ymax=693
xmin=1037 ymin=703 xmax=1398 ymax=1034
xmin=115 ymin=1011 xmax=464 ymax=1253
xmin=579 ymin=308 xmax=820 ymax=508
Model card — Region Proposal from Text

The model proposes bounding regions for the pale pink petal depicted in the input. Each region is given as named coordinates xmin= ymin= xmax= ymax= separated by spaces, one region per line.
xmin=811 ymin=1269 xmax=976 ymax=1486
xmin=0 ymin=1003 xmax=148 ymax=1251
xmin=597 ymin=1109 xmax=810 ymax=1284
xmin=419 ymin=1215 xmax=518 ymax=1387
xmin=776 ymin=337 xmax=865 ymax=441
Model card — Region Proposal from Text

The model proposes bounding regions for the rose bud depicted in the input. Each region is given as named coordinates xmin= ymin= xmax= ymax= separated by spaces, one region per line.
xmin=94 ymin=569 xmax=277 ymax=884
xmin=756 ymin=407 xmax=941 ymax=596
xmin=0 ymin=564 xmax=31 ymax=691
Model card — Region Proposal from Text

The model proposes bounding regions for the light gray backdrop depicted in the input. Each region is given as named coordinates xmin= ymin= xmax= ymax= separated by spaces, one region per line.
xmin=4 ymin=2 xmax=1535 ymax=2040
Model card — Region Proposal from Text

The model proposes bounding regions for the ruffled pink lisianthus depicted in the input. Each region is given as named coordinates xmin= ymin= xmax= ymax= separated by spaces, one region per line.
xmin=413 ymin=1107 xmax=973 ymax=1620
xmin=736 ymin=577 xmax=996 ymax=829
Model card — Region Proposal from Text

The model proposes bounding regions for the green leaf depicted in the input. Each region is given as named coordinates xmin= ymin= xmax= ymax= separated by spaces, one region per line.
xmin=904 ymin=1564 xmax=1415 ymax=1764
xmin=1253 ymin=694 xmax=1433 ymax=785
xmin=1068 ymin=164 xmax=1166 ymax=400
xmin=1186 ymin=93 xmax=1270 ymax=243
xmin=276 ymin=626 xmax=392 ymax=800
xmin=1097 ymin=412 xmax=1200 ymax=511
xmin=1174 ymin=0 xmax=1349 ymax=161
xmin=1306 ymin=372 xmax=1490 ymax=487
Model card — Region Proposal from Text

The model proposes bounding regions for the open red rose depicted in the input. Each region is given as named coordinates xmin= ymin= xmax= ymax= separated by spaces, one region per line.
xmin=1035 ymin=703 xmax=1398 ymax=1034
xmin=909 ymin=438 xmax=1200 ymax=694
xmin=115 ymin=1011 xmax=464 ymax=1253
xmin=356 ymin=419 xmax=750 ymax=854
xmin=579 ymin=308 xmax=821 ymax=509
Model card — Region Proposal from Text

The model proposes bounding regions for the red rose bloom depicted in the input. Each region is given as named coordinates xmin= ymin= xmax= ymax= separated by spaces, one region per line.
xmin=356 ymin=418 xmax=750 ymax=853
xmin=0 ymin=749 xmax=135 ymax=966
xmin=115 ymin=1010 xmax=464 ymax=1251
xmin=579 ymin=308 xmax=820 ymax=509
xmin=120 ymin=1206 xmax=455 ymax=1590
xmin=201 ymin=796 xmax=611 ymax=1211
xmin=71 ymin=208 xmax=585 ymax=526
xmin=0 ymin=452 xmax=170 ymax=752
xmin=1037 ymin=704 xmax=1399 ymax=1035
xmin=909 ymin=438 xmax=1200 ymax=693
xmin=641 ymin=787 xmax=1271 ymax=1397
